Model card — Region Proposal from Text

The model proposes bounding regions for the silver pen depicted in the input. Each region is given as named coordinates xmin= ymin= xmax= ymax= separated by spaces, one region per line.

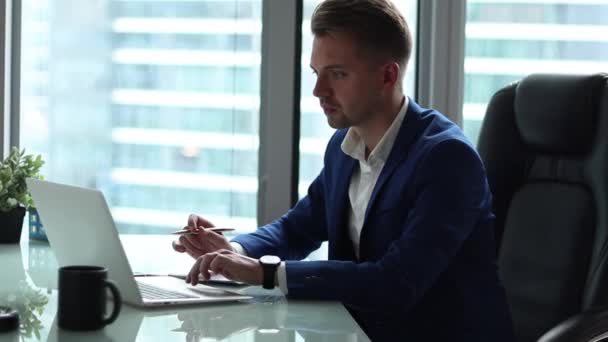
xmin=171 ymin=227 xmax=236 ymax=235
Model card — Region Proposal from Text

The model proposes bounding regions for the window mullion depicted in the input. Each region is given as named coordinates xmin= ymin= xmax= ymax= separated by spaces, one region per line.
xmin=416 ymin=0 xmax=466 ymax=125
xmin=0 ymin=0 xmax=21 ymax=159
xmin=257 ymin=0 xmax=301 ymax=225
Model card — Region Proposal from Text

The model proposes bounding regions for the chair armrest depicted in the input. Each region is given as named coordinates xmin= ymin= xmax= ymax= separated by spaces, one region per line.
xmin=537 ymin=307 xmax=608 ymax=342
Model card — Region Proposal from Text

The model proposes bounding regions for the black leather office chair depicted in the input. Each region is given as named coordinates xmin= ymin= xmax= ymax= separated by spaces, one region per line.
xmin=537 ymin=308 xmax=608 ymax=342
xmin=476 ymin=73 xmax=608 ymax=342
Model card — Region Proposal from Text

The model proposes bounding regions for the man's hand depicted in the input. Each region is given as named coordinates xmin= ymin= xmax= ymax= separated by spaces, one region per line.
xmin=172 ymin=214 xmax=234 ymax=259
xmin=186 ymin=249 xmax=263 ymax=286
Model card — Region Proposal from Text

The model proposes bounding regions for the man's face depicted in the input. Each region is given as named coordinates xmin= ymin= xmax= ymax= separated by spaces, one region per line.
xmin=310 ymin=32 xmax=386 ymax=129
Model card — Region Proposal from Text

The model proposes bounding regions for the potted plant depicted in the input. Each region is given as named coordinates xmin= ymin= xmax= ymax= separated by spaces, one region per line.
xmin=0 ymin=147 xmax=44 ymax=244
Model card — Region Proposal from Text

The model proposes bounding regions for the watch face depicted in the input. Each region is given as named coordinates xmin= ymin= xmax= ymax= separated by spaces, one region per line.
xmin=260 ymin=255 xmax=281 ymax=266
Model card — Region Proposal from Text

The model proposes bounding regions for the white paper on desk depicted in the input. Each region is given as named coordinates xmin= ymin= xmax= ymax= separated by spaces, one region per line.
xmin=185 ymin=283 xmax=245 ymax=297
xmin=168 ymin=273 xmax=284 ymax=298
xmin=168 ymin=272 xmax=246 ymax=286
xmin=209 ymin=284 xmax=285 ymax=298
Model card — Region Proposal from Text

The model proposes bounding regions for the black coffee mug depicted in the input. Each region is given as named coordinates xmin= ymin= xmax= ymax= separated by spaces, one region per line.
xmin=58 ymin=265 xmax=121 ymax=330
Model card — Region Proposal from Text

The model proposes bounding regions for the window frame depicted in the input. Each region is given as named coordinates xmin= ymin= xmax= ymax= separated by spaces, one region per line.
xmin=1 ymin=0 xmax=22 ymax=159
xmin=257 ymin=0 xmax=302 ymax=225
xmin=417 ymin=0 xmax=466 ymax=125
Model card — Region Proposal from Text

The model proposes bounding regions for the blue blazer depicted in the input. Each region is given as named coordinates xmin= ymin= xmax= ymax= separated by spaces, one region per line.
xmin=233 ymin=99 xmax=515 ymax=341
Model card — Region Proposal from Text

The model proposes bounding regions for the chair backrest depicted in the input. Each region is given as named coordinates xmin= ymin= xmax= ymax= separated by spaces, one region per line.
xmin=477 ymin=73 xmax=608 ymax=342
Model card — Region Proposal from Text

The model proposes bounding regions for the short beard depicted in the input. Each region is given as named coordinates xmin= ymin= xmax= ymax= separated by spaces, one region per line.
xmin=326 ymin=115 xmax=352 ymax=129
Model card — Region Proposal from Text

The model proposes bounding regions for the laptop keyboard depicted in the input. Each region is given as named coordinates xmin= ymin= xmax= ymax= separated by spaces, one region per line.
xmin=137 ymin=281 xmax=198 ymax=300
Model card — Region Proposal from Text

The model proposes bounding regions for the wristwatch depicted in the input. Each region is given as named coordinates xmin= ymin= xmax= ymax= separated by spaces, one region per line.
xmin=259 ymin=255 xmax=281 ymax=289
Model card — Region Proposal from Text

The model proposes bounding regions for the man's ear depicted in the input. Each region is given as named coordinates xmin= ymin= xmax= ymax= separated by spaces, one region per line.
xmin=383 ymin=62 xmax=401 ymax=88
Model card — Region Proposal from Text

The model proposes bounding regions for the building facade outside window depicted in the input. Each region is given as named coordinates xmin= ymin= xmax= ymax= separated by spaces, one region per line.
xmin=20 ymin=0 xmax=262 ymax=234
xmin=463 ymin=0 xmax=608 ymax=144
xmin=19 ymin=0 xmax=606 ymax=236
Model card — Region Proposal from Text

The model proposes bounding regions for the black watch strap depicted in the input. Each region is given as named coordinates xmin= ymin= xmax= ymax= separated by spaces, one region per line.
xmin=259 ymin=255 xmax=281 ymax=290
xmin=262 ymin=264 xmax=276 ymax=289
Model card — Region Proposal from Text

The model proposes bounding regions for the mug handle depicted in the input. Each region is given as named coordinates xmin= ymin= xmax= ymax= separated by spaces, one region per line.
xmin=102 ymin=280 xmax=122 ymax=325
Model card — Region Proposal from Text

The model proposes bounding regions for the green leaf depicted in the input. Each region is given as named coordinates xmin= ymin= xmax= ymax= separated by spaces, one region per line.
xmin=0 ymin=147 xmax=45 ymax=212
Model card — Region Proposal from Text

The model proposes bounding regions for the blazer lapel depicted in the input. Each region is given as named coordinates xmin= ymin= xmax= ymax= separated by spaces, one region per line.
xmin=328 ymin=154 xmax=357 ymax=260
xmin=363 ymin=99 xmax=422 ymax=223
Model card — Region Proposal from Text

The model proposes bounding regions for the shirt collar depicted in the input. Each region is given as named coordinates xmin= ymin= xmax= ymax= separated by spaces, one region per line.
xmin=341 ymin=96 xmax=409 ymax=165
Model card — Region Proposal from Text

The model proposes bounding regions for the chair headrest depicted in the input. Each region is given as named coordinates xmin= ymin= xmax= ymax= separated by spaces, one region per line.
xmin=514 ymin=73 xmax=608 ymax=154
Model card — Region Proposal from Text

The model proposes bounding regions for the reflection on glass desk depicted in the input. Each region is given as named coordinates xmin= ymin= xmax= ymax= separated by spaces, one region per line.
xmin=0 ymin=232 xmax=370 ymax=341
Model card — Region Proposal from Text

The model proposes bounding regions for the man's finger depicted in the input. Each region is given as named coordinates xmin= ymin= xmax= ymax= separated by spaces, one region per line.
xmin=206 ymin=229 xmax=230 ymax=243
xmin=199 ymin=253 xmax=218 ymax=281
xmin=179 ymin=235 xmax=196 ymax=251
xmin=179 ymin=236 xmax=202 ymax=258
xmin=196 ymin=216 xmax=215 ymax=228
xmin=172 ymin=240 xmax=186 ymax=253
xmin=208 ymin=254 xmax=227 ymax=277
xmin=187 ymin=214 xmax=198 ymax=229
xmin=206 ymin=229 xmax=225 ymax=238
xmin=183 ymin=231 xmax=206 ymax=251
xmin=186 ymin=256 xmax=203 ymax=285
xmin=188 ymin=214 xmax=215 ymax=230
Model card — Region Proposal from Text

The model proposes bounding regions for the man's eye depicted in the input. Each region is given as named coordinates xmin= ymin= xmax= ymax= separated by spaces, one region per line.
xmin=331 ymin=71 xmax=346 ymax=79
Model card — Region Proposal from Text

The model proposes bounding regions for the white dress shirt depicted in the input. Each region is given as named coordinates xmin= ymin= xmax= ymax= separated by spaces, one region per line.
xmin=341 ymin=96 xmax=408 ymax=259
xmin=233 ymin=96 xmax=409 ymax=294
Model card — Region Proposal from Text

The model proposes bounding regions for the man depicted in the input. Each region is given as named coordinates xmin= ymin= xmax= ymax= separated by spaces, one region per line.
xmin=173 ymin=0 xmax=514 ymax=340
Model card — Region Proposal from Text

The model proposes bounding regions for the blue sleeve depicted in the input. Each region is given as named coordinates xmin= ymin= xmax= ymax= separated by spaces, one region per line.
xmin=231 ymin=168 xmax=329 ymax=261
xmin=284 ymin=139 xmax=491 ymax=313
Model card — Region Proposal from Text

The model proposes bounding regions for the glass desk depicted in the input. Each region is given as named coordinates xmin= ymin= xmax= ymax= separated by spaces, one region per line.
xmin=0 ymin=233 xmax=369 ymax=342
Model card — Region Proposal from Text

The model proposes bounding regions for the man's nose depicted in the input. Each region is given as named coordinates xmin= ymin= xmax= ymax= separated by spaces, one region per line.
xmin=313 ymin=76 xmax=331 ymax=98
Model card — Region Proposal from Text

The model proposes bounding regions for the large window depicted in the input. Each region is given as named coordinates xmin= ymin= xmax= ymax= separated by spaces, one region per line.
xmin=19 ymin=0 xmax=262 ymax=234
xmin=298 ymin=0 xmax=418 ymax=198
xmin=462 ymin=0 xmax=608 ymax=144
xmin=17 ymin=0 xmax=606 ymax=237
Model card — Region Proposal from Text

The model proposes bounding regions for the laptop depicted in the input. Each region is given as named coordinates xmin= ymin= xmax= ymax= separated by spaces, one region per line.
xmin=26 ymin=178 xmax=252 ymax=307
